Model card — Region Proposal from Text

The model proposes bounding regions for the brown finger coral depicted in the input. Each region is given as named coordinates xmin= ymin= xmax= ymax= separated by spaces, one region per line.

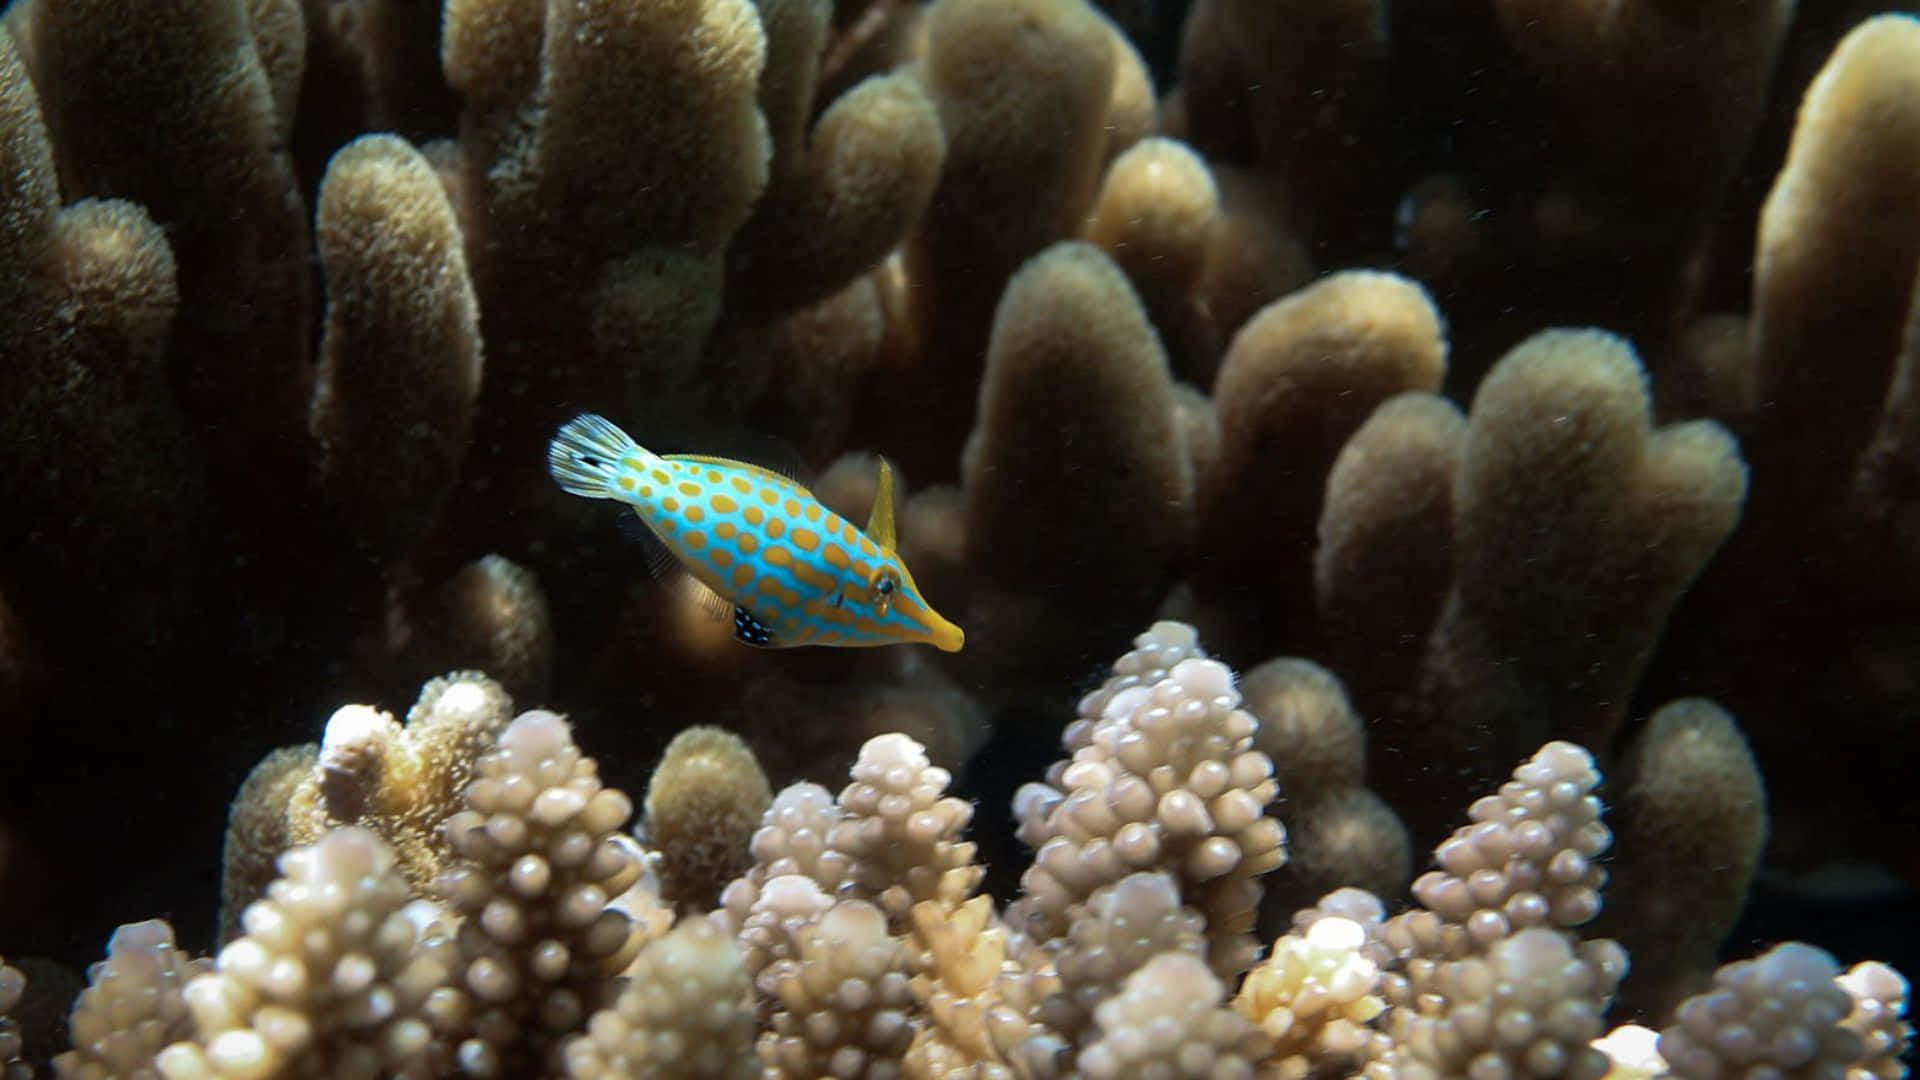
xmin=724 ymin=0 xmax=946 ymax=318
xmin=1372 ymin=330 xmax=1748 ymax=842
xmin=219 ymin=671 xmax=516 ymax=940
xmin=1194 ymin=270 xmax=1449 ymax=662
xmin=960 ymin=241 xmax=1194 ymax=687
xmin=27 ymin=0 xmax=313 ymax=493
xmin=639 ymin=726 xmax=772 ymax=913
xmin=310 ymin=132 xmax=482 ymax=570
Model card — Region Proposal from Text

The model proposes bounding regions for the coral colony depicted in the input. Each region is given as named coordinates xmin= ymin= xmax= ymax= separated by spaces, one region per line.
xmin=0 ymin=0 xmax=1916 ymax=1076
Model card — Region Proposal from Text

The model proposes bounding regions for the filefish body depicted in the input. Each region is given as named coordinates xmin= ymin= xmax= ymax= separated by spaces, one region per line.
xmin=548 ymin=414 xmax=965 ymax=652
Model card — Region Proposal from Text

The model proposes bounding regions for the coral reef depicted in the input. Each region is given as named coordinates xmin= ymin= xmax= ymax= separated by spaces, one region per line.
xmin=0 ymin=628 xmax=1907 ymax=1078
xmin=0 ymin=0 xmax=1917 ymax=1075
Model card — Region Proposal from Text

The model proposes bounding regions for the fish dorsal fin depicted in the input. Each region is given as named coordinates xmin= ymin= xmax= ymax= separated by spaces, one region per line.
xmin=866 ymin=458 xmax=897 ymax=552
xmin=670 ymin=454 xmax=813 ymax=495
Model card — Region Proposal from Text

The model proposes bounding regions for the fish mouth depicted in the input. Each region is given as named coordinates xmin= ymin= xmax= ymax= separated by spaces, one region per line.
xmin=926 ymin=616 xmax=965 ymax=653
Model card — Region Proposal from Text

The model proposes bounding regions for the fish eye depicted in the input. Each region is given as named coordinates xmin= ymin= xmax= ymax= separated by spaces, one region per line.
xmin=868 ymin=569 xmax=899 ymax=613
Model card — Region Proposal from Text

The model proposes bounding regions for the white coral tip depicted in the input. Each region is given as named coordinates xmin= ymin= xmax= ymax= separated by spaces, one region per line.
xmin=1593 ymin=1024 xmax=1666 ymax=1080
xmin=1305 ymin=915 xmax=1366 ymax=953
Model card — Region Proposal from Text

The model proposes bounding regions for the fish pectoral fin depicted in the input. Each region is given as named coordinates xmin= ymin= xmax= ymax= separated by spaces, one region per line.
xmin=690 ymin=580 xmax=733 ymax=621
xmin=614 ymin=510 xmax=683 ymax=582
xmin=865 ymin=458 xmax=898 ymax=552
xmin=733 ymin=606 xmax=780 ymax=647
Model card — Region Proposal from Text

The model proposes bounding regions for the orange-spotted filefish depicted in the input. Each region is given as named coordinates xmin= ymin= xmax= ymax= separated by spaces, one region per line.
xmin=548 ymin=414 xmax=964 ymax=652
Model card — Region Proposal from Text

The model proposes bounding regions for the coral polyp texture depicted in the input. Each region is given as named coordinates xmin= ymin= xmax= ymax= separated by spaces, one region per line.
xmin=2 ymin=627 xmax=1908 ymax=1078
xmin=0 ymin=0 xmax=1917 ymax=1076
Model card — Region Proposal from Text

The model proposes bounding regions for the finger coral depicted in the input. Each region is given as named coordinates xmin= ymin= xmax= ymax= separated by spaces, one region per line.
xmin=221 ymin=671 xmax=516 ymax=938
xmin=310 ymin=132 xmax=481 ymax=569
xmin=639 ymin=726 xmax=772 ymax=913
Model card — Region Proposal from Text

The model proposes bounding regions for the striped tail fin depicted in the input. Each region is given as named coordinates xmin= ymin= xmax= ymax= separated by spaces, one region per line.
xmin=548 ymin=414 xmax=644 ymax=499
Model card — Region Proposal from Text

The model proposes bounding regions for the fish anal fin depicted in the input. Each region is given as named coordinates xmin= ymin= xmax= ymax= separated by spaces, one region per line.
xmin=865 ymin=458 xmax=897 ymax=552
xmin=733 ymin=605 xmax=780 ymax=647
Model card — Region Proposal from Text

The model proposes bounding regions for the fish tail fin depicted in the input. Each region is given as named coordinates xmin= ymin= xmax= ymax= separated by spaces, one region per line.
xmin=549 ymin=414 xmax=647 ymax=500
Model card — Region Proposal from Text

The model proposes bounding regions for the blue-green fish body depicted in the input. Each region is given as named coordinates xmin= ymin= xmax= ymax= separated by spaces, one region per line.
xmin=549 ymin=414 xmax=964 ymax=652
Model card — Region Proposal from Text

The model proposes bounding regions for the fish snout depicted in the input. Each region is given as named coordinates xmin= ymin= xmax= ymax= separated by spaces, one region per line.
xmin=927 ymin=616 xmax=965 ymax=653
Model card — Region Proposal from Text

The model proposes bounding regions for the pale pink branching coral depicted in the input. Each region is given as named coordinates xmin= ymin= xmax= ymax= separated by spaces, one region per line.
xmin=1659 ymin=943 xmax=1867 ymax=1080
xmin=828 ymin=732 xmax=982 ymax=926
xmin=435 ymin=710 xmax=649 ymax=1076
xmin=560 ymin=916 xmax=757 ymax=1080
xmin=1038 ymin=872 xmax=1206 ymax=1051
xmin=1047 ymin=620 xmax=1212 ymax=788
xmin=1077 ymin=952 xmax=1268 ymax=1080
xmin=1367 ymin=927 xmax=1625 ymax=1080
xmin=1013 ymin=655 xmax=1286 ymax=978
xmin=1838 ymin=962 xmax=1912 ymax=1080
xmin=1363 ymin=743 xmax=1627 ymax=1080
xmin=155 ymin=828 xmax=461 ymax=1079
xmin=55 ymin=920 xmax=210 ymax=1080
xmin=757 ymin=897 xmax=917 ymax=1079
xmin=1233 ymin=913 xmax=1388 ymax=1080
xmin=43 ymin=621 xmax=1918 ymax=1079
xmin=904 ymin=894 xmax=1050 ymax=1078
xmin=716 ymin=783 xmax=851 ymax=957
xmin=1393 ymin=741 xmax=1611 ymax=959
